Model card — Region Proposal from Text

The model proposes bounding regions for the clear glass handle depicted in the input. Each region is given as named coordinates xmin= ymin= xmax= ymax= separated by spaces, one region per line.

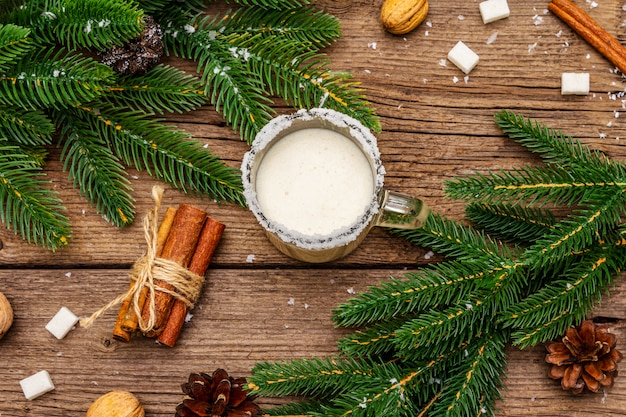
xmin=375 ymin=190 xmax=430 ymax=229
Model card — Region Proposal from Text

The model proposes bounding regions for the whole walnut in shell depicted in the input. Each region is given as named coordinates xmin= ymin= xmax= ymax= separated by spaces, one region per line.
xmin=0 ymin=292 xmax=13 ymax=340
xmin=86 ymin=391 xmax=145 ymax=417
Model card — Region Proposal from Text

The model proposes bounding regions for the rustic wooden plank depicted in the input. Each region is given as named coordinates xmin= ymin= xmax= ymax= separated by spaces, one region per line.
xmin=1 ymin=269 xmax=625 ymax=416
xmin=1 ymin=0 xmax=626 ymax=416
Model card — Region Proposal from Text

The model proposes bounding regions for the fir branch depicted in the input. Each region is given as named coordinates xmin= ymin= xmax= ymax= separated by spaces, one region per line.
xmin=0 ymin=23 xmax=32 ymax=72
xmin=495 ymin=110 xmax=626 ymax=178
xmin=0 ymin=106 xmax=55 ymax=146
xmin=0 ymin=145 xmax=70 ymax=250
xmin=137 ymin=0 xmax=205 ymax=18
xmin=391 ymin=212 xmax=516 ymax=261
xmin=231 ymin=0 xmax=311 ymax=9
xmin=105 ymin=64 xmax=207 ymax=114
xmin=55 ymin=110 xmax=135 ymax=227
xmin=250 ymin=355 xmax=379 ymax=399
xmin=504 ymin=246 xmax=621 ymax=347
xmin=431 ymin=333 xmax=507 ymax=417
xmin=333 ymin=261 xmax=489 ymax=328
xmin=240 ymin=33 xmax=380 ymax=135
xmin=465 ymin=202 xmax=557 ymax=244
xmin=76 ymin=105 xmax=246 ymax=205
xmin=526 ymin=191 xmax=626 ymax=267
xmin=223 ymin=6 xmax=340 ymax=49
xmin=35 ymin=0 xmax=144 ymax=49
xmin=164 ymin=24 xmax=274 ymax=143
xmin=0 ymin=49 xmax=115 ymax=110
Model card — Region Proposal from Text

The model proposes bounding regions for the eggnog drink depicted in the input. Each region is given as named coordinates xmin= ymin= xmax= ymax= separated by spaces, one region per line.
xmin=254 ymin=128 xmax=375 ymax=236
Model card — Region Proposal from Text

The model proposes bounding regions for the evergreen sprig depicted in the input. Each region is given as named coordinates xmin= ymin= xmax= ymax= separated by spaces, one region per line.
xmin=0 ymin=0 xmax=378 ymax=250
xmin=248 ymin=111 xmax=626 ymax=417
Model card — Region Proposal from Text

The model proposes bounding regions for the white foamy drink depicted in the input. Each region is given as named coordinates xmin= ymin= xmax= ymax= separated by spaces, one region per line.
xmin=255 ymin=128 xmax=375 ymax=236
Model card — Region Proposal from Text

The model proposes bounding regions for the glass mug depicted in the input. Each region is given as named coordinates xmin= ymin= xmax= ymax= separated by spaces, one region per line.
xmin=241 ymin=108 xmax=430 ymax=263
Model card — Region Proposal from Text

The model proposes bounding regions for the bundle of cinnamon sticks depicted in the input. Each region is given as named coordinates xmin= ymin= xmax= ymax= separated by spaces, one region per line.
xmin=112 ymin=203 xmax=225 ymax=347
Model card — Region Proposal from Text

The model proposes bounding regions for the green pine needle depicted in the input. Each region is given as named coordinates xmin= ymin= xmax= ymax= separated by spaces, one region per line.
xmin=0 ymin=23 xmax=32 ymax=72
xmin=0 ymin=107 xmax=55 ymax=146
xmin=36 ymin=0 xmax=144 ymax=49
xmin=0 ymin=145 xmax=71 ymax=250
xmin=107 ymin=64 xmax=207 ymax=114
xmin=56 ymin=110 xmax=135 ymax=227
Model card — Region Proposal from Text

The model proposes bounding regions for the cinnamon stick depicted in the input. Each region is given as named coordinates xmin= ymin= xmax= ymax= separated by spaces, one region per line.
xmin=549 ymin=0 xmax=626 ymax=75
xmin=141 ymin=203 xmax=207 ymax=337
xmin=112 ymin=207 xmax=178 ymax=342
xmin=157 ymin=217 xmax=225 ymax=347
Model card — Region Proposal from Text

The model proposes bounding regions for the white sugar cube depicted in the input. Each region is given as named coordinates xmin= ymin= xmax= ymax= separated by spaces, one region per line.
xmin=447 ymin=41 xmax=479 ymax=74
xmin=45 ymin=307 xmax=79 ymax=339
xmin=561 ymin=72 xmax=590 ymax=95
xmin=20 ymin=370 xmax=55 ymax=400
xmin=479 ymin=0 xmax=510 ymax=24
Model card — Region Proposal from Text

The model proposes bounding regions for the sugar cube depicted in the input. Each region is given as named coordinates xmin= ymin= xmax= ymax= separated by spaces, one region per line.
xmin=45 ymin=306 xmax=79 ymax=339
xmin=447 ymin=41 xmax=479 ymax=74
xmin=479 ymin=0 xmax=510 ymax=24
xmin=561 ymin=72 xmax=590 ymax=95
xmin=20 ymin=370 xmax=55 ymax=400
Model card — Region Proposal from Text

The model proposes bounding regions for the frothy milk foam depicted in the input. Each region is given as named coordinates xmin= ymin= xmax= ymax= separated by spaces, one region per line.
xmin=255 ymin=128 xmax=375 ymax=236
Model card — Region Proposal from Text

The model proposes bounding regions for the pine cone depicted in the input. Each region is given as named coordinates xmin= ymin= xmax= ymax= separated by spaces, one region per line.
xmin=175 ymin=369 xmax=262 ymax=417
xmin=546 ymin=320 xmax=623 ymax=394
xmin=99 ymin=16 xmax=163 ymax=76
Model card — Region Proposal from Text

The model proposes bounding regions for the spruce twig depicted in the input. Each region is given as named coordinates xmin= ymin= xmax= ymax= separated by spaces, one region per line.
xmin=247 ymin=111 xmax=626 ymax=417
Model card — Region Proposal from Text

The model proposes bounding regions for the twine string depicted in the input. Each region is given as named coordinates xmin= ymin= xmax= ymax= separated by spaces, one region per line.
xmin=80 ymin=185 xmax=205 ymax=331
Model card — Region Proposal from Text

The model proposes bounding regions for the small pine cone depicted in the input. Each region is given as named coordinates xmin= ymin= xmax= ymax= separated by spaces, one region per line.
xmin=546 ymin=320 xmax=623 ymax=395
xmin=175 ymin=369 xmax=262 ymax=417
xmin=99 ymin=16 xmax=163 ymax=76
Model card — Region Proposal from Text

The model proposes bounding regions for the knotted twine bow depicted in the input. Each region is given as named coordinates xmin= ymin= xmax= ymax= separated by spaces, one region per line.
xmin=80 ymin=185 xmax=205 ymax=332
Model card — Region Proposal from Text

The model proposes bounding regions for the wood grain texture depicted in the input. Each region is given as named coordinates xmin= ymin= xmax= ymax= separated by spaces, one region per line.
xmin=1 ymin=0 xmax=626 ymax=415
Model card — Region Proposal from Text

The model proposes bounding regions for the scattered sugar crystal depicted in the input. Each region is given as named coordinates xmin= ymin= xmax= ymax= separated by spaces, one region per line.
xmin=458 ymin=15 xmax=465 ymax=20
xmin=424 ymin=250 xmax=434 ymax=259
xmin=486 ymin=32 xmax=499 ymax=45
xmin=464 ymin=75 xmax=470 ymax=83
xmin=453 ymin=76 xmax=459 ymax=84
xmin=586 ymin=54 xmax=591 ymax=59
xmin=439 ymin=59 xmax=447 ymax=67
xmin=556 ymin=30 xmax=563 ymax=37
xmin=479 ymin=0 xmax=510 ymax=24
xmin=246 ymin=254 xmax=256 ymax=263
xmin=185 ymin=313 xmax=193 ymax=323
xmin=45 ymin=307 xmax=79 ymax=339
xmin=447 ymin=41 xmax=479 ymax=74
xmin=287 ymin=297 xmax=295 ymax=306
xmin=304 ymin=303 xmax=310 ymax=309
xmin=426 ymin=21 xmax=432 ymax=27
xmin=367 ymin=42 xmax=377 ymax=50
xmin=590 ymin=1 xmax=598 ymax=9
xmin=64 ymin=272 xmax=71 ymax=278
xmin=561 ymin=72 xmax=590 ymax=95
xmin=20 ymin=371 xmax=55 ymax=400
xmin=528 ymin=42 xmax=538 ymax=53
xmin=347 ymin=287 xmax=356 ymax=294
xmin=532 ymin=15 xmax=544 ymax=25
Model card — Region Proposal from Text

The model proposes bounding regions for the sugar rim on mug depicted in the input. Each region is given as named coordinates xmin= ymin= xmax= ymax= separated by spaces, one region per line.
xmin=241 ymin=108 xmax=386 ymax=251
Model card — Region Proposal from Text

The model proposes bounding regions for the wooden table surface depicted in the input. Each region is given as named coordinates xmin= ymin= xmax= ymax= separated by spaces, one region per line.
xmin=2 ymin=0 xmax=626 ymax=415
